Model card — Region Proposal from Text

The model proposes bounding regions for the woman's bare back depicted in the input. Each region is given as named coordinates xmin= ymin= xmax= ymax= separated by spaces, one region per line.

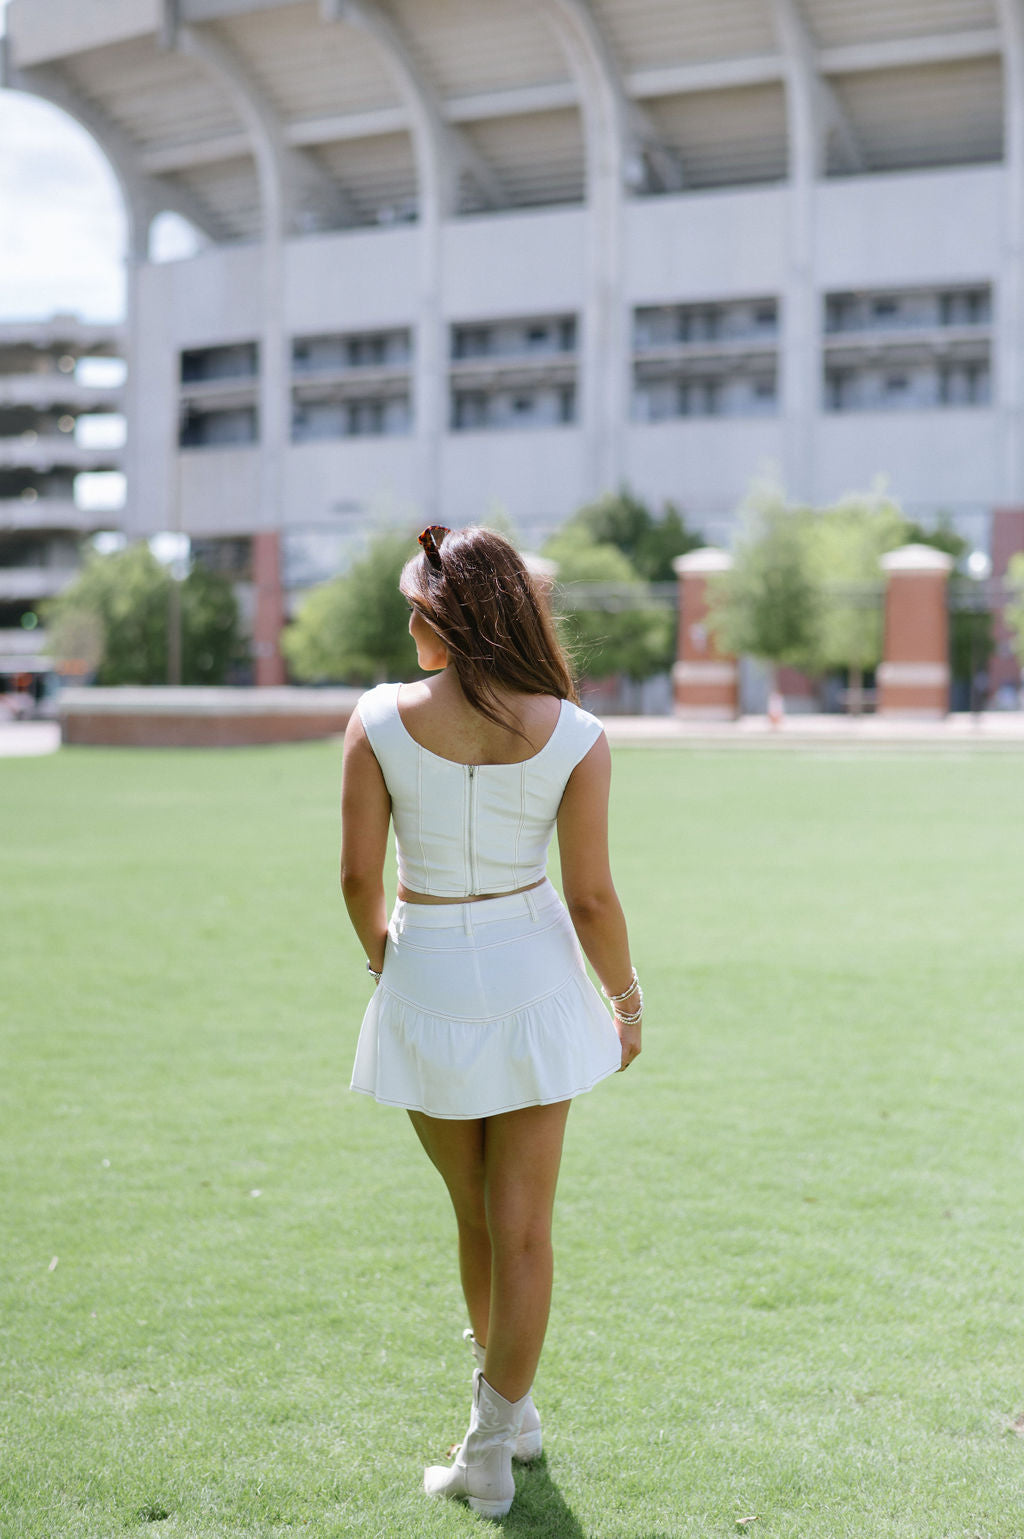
xmin=397 ymin=673 xmax=562 ymax=767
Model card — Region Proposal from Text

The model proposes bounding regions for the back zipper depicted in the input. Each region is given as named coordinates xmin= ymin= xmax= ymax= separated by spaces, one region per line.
xmin=466 ymin=764 xmax=480 ymax=895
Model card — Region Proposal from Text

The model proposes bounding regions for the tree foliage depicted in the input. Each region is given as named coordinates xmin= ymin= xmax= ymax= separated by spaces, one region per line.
xmin=805 ymin=492 xmax=907 ymax=677
xmin=708 ymin=496 xmax=822 ymax=675
xmin=1004 ymin=552 xmax=1024 ymax=667
xmin=708 ymin=491 xmax=997 ymax=697
xmin=281 ymin=530 xmax=419 ymax=685
xmin=543 ymin=525 xmax=674 ymax=682
xmin=559 ymin=488 xmax=702 ymax=582
xmin=44 ymin=542 xmax=244 ymax=685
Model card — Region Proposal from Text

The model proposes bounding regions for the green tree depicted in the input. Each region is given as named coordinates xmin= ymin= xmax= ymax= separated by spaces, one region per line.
xmin=44 ymin=542 xmax=244 ymax=685
xmin=1003 ymin=552 xmax=1024 ymax=666
xmin=561 ymin=488 xmax=702 ymax=581
xmin=282 ymin=530 xmax=418 ymax=684
xmin=708 ymin=495 xmax=822 ymax=689
xmin=806 ymin=492 xmax=908 ymax=710
xmin=543 ymin=525 xmax=674 ymax=683
xmin=181 ymin=560 xmax=246 ymax=684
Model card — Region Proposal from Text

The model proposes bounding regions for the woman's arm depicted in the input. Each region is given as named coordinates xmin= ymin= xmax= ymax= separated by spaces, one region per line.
xmin=556 ymin=733 xmax=641 ymax=1070
xmin=340 ymin=710 xmax=392 ymax=975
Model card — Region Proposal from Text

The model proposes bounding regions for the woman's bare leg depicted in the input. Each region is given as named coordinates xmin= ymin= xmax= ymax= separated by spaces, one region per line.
xmin=408 ymin=1112 xmax=491 ymax=1344
xmin=408 ymin=1100 xmax=571 ymax=1403
xmin=482 ymin=1100 xmax=571 ymax=1403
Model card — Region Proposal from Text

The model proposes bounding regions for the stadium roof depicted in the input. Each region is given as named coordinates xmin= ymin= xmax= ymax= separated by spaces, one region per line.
xmin=1 ymin=0 xmax=1008 ymax=247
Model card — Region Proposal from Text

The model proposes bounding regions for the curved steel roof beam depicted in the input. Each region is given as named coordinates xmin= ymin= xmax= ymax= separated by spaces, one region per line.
xmin=772 ymin=0 xmax=866 ymax=180
xmin=540 ymin=0 xmax=684 ymax=194
xmin=0 ymin=53 xmax=227 ymax=255
xmin=532 ymin=0 xmax=641 ymax=495
xmin=168 ymin=17 xmax=301 ymax=534
xmin=996 ymin=0 xmax=1024 ymax=501
xmin=172 ymin=20 xmax=359 ymax=233
xmin=321 ymin=0 xmax=508 ymax=214
xmin=320 ymin=0 xmax=454 ymax=519
xmin=771 ymin=0 xmax=826 ymax=505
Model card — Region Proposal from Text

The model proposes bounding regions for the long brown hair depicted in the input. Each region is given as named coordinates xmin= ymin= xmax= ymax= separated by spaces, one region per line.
xmin=400 ymin=526 xmax=579 ymax=734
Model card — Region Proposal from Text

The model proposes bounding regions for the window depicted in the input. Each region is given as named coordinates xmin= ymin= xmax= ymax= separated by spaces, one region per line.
xmin=350 ymin=401 xmax=385 ymax=436
xmin=180 ymin=344 xmax=258 ymax=384
xmin=179 ymin=405 xmax=258 ymax=448
xmin=292 ymin=331 xmax=411 ymax=373
xmin=453 ymin=392 xmax=488 ymax=430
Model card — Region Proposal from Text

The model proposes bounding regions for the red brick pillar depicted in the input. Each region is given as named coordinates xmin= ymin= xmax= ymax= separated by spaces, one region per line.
xmin=991 ymin=508 xmax=1024 ymax=697
xmin=878 ymin=545 xmax=954 ymax=716
xmin=251 ymin=530 xmax=287 ymax=687
xmin=672 ymin=549 xmax=738 ymax=719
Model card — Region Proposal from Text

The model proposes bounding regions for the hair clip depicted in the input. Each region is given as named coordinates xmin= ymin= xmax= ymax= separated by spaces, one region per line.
xmin=418 ymin=524 xmax=450 ymax=570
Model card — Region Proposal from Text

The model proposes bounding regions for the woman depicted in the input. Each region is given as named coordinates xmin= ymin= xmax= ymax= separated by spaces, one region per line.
xmin=340 ymin=525 xmax=642 ymax=1519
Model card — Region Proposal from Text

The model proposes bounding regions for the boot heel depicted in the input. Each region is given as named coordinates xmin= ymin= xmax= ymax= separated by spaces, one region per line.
xmin=515 ymin=1427 xmax=543 ymax=1462
xmin=467 ymin=1493 xmax=514 ymax=1519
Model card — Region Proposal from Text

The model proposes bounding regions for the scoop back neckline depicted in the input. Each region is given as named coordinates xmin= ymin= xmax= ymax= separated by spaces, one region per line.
xmin=392 ymin=682 xmax=566 ymax=768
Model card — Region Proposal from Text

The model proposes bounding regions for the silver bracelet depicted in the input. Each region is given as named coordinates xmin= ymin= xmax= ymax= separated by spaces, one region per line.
xmin=367 ymin=960 xmax=383 ymax=984
xmin=602 ymin=967 xmax=639 ymax=1005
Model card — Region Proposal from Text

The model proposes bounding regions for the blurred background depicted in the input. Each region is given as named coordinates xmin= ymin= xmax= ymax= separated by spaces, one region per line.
xmin=2 ymin=0 xmax=1023 ymax=724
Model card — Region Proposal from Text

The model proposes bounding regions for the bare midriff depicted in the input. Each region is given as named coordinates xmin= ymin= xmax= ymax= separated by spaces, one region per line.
xmin=397 ymin=875 xmax=547 ymax=906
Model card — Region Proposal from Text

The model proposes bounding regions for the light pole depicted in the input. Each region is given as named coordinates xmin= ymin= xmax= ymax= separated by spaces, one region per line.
xmin=966 ymin=549 xmax=992 ymax=715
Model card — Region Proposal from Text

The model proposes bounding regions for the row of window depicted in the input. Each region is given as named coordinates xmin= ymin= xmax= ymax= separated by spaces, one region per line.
xmin=176 ymin=285 xmax=997 ymax=443
xmin=179 ymin=359 xmax=994 ymax=445
xmin=182 ymin=388 xmax=577 ymax=446
xmin=180 ymin=284 xmax=993 ymax=388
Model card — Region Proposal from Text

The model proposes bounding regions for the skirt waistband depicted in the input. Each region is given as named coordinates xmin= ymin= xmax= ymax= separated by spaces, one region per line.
xmin=391 ymin=877 xmax=560 ymax=933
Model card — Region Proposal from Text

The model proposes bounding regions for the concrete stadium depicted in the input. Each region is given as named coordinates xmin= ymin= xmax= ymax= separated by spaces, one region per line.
xmin=3 ymin=0 xmax=1023 ymax=689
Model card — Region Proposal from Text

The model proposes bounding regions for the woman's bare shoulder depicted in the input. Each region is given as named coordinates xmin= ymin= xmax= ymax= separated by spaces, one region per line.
xmin=399 ymin=678 xmax=563 ymax=762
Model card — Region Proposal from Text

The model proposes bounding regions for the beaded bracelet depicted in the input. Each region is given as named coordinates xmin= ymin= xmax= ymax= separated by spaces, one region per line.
xmin=602 ymin=967 xmax=640 ymax=1005
xmin=616 ymin=1009 xmax=644 ymax=1028
xmin=614 ymin=992 xmax=644 ymax=1027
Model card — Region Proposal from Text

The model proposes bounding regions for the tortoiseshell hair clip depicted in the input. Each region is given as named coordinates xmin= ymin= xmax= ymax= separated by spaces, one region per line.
xmin=418 ymin=524 xmax=450 ymax=570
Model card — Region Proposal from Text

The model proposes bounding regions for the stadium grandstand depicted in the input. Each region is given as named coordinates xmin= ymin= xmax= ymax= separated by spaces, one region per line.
xmin=3 ymin=0 xmax=1023 ymax=689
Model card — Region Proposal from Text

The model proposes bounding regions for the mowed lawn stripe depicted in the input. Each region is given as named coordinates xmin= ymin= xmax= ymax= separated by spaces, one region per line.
xmin=2 ymin=743 xmax=1022 ymax=1538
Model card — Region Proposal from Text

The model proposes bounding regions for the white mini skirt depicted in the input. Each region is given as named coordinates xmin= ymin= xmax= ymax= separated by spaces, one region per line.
xmin=349 ymin=878 xmax=622 ymax=1119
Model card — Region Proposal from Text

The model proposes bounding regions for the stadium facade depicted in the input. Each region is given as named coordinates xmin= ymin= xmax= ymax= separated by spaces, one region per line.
xmin=4 ymin=0 xmax=1024 ymax=689
xmin=0 ymin=316 xmax=124 ymax=698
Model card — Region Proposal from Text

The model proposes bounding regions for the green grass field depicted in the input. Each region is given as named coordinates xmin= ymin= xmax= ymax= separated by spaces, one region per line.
xmin=2 ymin=740 xmax=1023 ymax=1539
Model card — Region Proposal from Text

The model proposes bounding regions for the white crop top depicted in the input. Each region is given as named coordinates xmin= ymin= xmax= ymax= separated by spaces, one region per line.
xmin=357 ymin=682 xmax=604 ymax=897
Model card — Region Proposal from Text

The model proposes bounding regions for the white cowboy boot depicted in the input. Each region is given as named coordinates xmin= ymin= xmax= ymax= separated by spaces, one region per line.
xmin=424 ymin=1371 xmax=529 ymax=1518
xmin=464 ymin=1329 xmax=543 ymax=1461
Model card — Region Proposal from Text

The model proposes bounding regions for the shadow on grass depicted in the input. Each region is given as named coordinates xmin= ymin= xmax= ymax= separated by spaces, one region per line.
xmin=502 ymin=1457 xmax=585 ymax=1538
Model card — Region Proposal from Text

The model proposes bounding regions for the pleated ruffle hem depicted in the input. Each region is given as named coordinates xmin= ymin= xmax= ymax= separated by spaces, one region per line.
xmin=349 ymin=878 xmax=621 ymax=1119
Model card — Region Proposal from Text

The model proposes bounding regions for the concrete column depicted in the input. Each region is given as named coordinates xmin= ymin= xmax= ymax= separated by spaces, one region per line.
xmin=772 ymin=0 xmax=823 ymax=504
xmin=251 ymin=531 xmax=287 ymax=687
xmin=877 ymin=545 xmax=954 ymax=716
xmin=996 ymin=0 xmax=1024 ymax=501
xmin=672 ymin=549 xmax=738 ymax=718
xmin=322 ymin=1 xmax=453 ymax=525
xmin=540 ymin=0 xmax=629 ymax=496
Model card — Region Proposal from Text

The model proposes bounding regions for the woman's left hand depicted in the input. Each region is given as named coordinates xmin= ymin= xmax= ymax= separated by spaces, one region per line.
xmin=615 ymin=1015 xmax=641 ymax=1071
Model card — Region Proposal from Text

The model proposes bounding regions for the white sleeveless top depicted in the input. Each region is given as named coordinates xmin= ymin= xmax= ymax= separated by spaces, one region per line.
xmin=357 ymin=682 xmax=604 ymax=897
